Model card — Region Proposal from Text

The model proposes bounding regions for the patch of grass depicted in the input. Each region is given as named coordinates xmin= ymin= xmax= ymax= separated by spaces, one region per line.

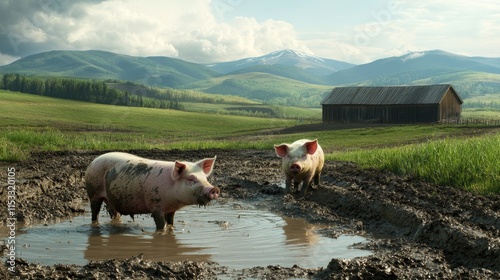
xmin=462 ymin=108 xmax=500 ymax=119
xmin=0 ymin=128 xmax=155 ymax=161
xmin=328 ymin=134 xmax=500 ymax=195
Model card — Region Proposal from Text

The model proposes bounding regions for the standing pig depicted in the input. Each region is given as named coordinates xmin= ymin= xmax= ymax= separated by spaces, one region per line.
xmin=85 ymin=152 xmax=220 ymax=230
xmin=274 ymin=139 xmax=324 ymax=195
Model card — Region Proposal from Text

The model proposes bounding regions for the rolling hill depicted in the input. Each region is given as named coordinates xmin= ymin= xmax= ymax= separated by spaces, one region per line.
xmin=328 ymin=50 xmax=500 ymax=85
xmin=1 ymin=49 xmax=500 ymax=106
xmin=0 ymin=50 xmax=218 ymax=87
xmin=180 ymin=72 xmax=333 ymax=107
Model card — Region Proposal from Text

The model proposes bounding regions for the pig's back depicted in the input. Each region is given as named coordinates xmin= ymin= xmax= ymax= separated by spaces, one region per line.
xmin=85 ymin=152 xmax=163 ymax=198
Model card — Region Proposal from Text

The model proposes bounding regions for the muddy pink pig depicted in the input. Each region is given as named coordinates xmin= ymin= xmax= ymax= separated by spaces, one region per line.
xmin=274 ymin=139 xmax=324 ymax=195
xmin=85 ymin=152 xmax=220 ymax=230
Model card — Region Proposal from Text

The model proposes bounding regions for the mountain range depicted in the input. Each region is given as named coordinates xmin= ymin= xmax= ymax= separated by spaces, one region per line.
xmin=1 ymin=49 xmax=500 ymax=106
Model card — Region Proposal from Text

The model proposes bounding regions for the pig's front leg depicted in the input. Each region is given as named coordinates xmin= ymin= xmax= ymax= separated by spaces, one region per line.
xmin=152 ymin=210 xmax=166 ymax=230
xmin=300 ymin=174 xmax=314 ymax=196
xmin=293 ymin=180 xmax=300 ymax=193
xmin=285 ymin=175 xmax=293 ymax=193
xmin=314 ymin=171 xmax=321 ymax=186
xmin=166 ymin=211 xmax=175 ymax=225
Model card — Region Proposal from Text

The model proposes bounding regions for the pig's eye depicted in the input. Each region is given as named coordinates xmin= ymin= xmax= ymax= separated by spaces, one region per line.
xmin=187 ymin=175 xmax=197 ymax=183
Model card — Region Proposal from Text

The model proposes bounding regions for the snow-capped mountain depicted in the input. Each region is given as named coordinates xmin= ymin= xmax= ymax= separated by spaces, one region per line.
xmin=326 ymin=50 xmax=500 ymax=85
xmin=206 ymin=49 xmax=355 ymax=77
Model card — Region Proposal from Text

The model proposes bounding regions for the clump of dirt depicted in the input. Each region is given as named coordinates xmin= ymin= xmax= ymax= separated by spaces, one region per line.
xmin=7 ymin=255 xmax=223 ymax=279
xmin=1 ymin=149 xmax=499 ymax=279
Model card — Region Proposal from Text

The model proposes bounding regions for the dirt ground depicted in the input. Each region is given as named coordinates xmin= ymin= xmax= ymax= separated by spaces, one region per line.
xmin=1 ymin=148 xmax=499 ymax=279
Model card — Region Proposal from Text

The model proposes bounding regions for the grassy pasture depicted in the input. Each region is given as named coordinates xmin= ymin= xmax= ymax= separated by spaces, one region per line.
xmin=2 ymin=90 xmax=500 ymax=194
xmin=183 ymin=102 xmax=322 ymax=120
xmin=0 ymin=90 xmax=295 ymax=160
xmin=329 ymin=134 xmax=500 ymax=195
xmin=462 ymin=94 xmax=500 ymax=120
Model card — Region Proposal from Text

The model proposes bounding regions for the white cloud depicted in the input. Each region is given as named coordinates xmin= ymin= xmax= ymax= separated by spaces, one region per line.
xmin=385 ymin=1 xmax=500 ymax=57
xmin=0 ymin=0 xmax=499 ymax=66
xmin=0 ymin=53 xmax=20 ymax=66
xmin=304 ymin=0 xmax=500 ymax=63
xmin=0 ymin=0 xmax=312 ymax=64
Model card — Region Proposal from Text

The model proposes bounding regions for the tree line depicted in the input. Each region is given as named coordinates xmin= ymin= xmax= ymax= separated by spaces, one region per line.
xmin=0 ymin=74 xmax=184 ymax=110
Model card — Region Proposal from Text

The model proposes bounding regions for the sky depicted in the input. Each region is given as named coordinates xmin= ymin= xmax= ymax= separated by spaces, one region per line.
xmin=0 ymin=0 xmax=499 ymax=66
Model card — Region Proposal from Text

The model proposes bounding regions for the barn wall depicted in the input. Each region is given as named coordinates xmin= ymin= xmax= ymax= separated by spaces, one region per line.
xmin=439 ymin=89 xmax=462 ymax=120
xmin=322 ymin=104 xmax=440 ymax=123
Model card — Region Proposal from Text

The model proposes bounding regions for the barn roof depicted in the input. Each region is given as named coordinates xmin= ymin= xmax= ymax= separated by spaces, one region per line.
xmin=321 ymin=84 xmax=463 ymax=105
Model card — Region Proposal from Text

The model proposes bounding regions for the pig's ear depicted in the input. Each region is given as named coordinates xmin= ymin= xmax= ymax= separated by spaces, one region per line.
xmin=199 ymin=156 xmax=216 ymax=176
xmin=304 ymin=139 xmax=318 ymax=155
xmin=172 ymin=161 xmax=186 ymax=180
xmin=274 ymin=144 xmax=289 ymax=157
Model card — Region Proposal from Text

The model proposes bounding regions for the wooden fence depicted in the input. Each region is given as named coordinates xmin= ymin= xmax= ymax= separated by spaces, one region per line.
xmin=439 ymin=118 xmax=500 ymax=126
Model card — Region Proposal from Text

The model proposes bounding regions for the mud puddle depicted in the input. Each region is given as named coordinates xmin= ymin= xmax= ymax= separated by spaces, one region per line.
xmin=12 ymin=201 xmax=371 ymax=269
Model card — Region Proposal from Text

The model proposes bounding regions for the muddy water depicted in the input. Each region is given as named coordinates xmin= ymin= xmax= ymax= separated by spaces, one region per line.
xmin=12 ymin=201 xmax=371 ymax=269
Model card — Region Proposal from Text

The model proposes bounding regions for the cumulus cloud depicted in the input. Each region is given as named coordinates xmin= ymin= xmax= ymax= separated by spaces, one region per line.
xmin=0 ymin=53 xmax=19 ymax=66
xmin=0 ymin=0 xmax=104 ymax=56
xmin=1 ymin=0 xmax=498 ymax=66
xmin=0 ymin=0 xmax=311 ymax=64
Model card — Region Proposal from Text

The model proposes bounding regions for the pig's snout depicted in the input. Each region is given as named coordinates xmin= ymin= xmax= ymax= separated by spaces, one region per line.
xmin=290 ymin=163 xmax=301 ymax=174
xmin=206 ymin=186 xmax=220 ymax=199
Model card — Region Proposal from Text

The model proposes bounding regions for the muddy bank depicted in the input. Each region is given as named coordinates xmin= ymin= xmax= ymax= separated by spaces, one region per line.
xmin=1 ymin=149 xmax=500 ymax=279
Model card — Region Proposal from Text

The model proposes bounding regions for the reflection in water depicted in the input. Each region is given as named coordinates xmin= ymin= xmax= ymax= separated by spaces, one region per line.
xmin=283 ymin=216 xmax=320 ymax=246
xmin=85 ymin=223 xmax=211 ymax=262
xmin=9 ymin=203 xmax=372 ymax=269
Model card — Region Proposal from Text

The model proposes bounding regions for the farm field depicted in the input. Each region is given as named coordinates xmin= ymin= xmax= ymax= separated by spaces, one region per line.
xmin=0 ymin=90 xmax=458 ymax=159
xmin=2 ymin=90 xmax=500 ymax=194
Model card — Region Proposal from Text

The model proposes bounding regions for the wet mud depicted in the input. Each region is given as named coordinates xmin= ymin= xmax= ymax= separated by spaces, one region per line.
xmin=1 ymin=148 xmax=500 ymax=279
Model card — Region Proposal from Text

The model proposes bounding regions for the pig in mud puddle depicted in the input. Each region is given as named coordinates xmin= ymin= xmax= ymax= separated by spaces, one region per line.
xmin=11 ymin=202 xmax=372 ymax=269
xmin=85 ymin=152 xmax=220 ymax=230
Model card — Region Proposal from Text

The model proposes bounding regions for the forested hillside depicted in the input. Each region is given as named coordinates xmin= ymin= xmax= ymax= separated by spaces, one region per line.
xmin=0 ymin=74 xmax=252 ymax=111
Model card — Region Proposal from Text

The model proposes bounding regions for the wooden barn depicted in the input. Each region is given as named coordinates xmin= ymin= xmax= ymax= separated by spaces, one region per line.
xmin=321 ymin=84 xmax=463 ymax=123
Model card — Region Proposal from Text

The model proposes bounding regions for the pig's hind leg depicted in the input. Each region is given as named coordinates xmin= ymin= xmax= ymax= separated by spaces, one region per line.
xmin=90 ymin=198 xmax=120 ymax=222
xmin=90 ymin=199 xmax=103 ymax=222
xmin=106 ymin=204 xmax=120 ymax=220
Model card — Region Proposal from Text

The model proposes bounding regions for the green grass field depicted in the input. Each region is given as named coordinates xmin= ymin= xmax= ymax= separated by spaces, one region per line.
xmin=2 ymin=90 xmax=500 ymax=195
xmin=0 ymin=90 xmax=297 ymax=160
xmin=182 ymin=102 xmax=322 ymax=120
xmin=329 ymin=134 xmax=500 ymax=194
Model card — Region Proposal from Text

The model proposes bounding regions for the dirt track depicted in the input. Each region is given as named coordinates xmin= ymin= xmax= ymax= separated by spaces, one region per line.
xmin=1 ymin=148 xmax=500 ymax=279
